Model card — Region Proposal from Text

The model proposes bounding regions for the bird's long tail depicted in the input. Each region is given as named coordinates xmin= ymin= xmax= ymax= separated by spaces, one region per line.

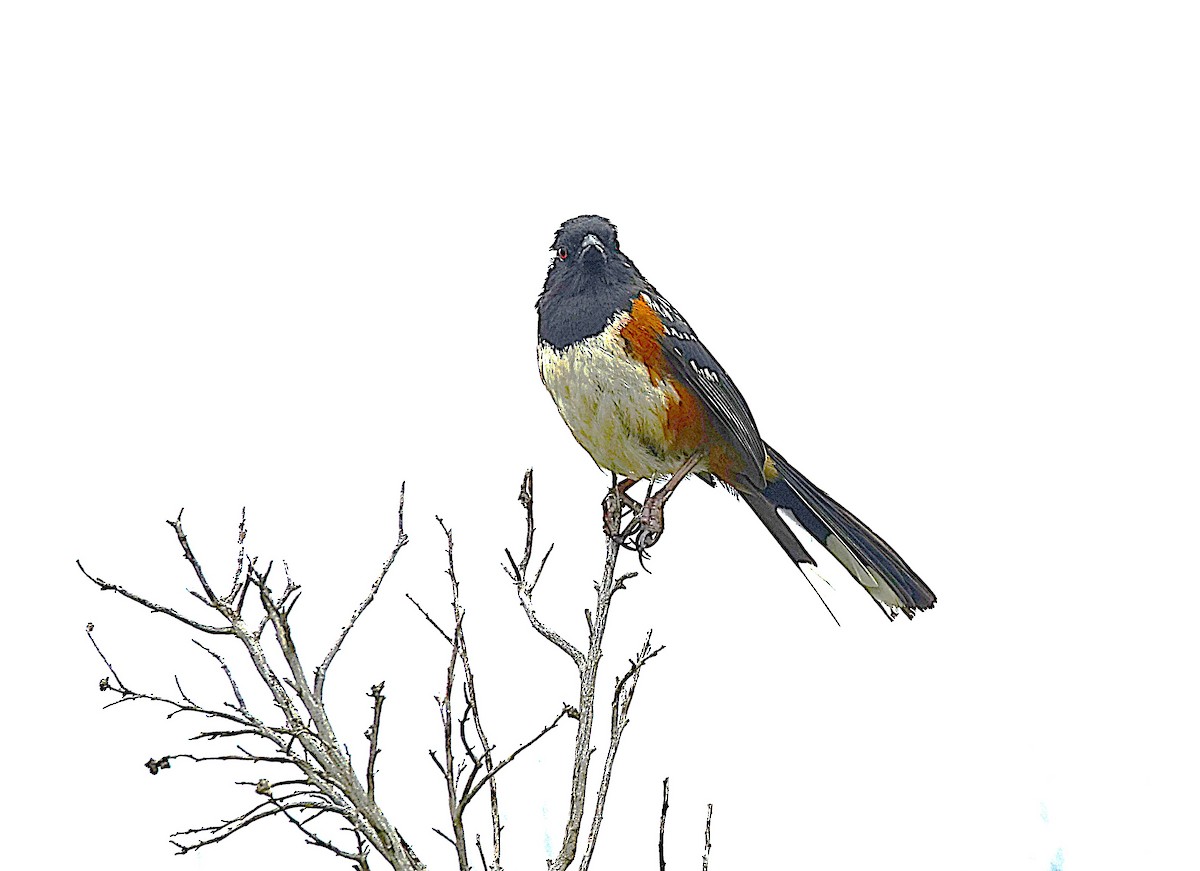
xmin=741 ymin=443 xmax=936 ymax=620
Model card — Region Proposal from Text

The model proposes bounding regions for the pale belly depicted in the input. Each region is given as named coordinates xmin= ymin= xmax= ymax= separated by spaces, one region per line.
xmin=538 ymin=315 xmax=696 ymax=481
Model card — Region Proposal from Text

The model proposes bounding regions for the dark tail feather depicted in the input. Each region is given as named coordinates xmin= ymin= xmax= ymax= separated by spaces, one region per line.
xmin=743 ymin=488 xmax=843 ymax=626
xmin=747 ymin=443 xmax=936 ymax=620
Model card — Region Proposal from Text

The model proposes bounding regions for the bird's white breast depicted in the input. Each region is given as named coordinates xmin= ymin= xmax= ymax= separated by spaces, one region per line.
xmin=538 ymin=313 xmax=689 ymax=481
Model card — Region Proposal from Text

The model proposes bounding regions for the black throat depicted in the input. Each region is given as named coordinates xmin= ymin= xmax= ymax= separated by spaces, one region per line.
xmin=537 ymin=259 xmax=640 ymax=350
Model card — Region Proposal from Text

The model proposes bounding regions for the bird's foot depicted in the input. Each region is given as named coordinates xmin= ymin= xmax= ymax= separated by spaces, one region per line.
xmin=634 ymin=493 xmax=665 ymax=555
xmin=603 ymin=478 xmax=642 ymax=539
xmin=615 ymin=515 xmax=653 ymax=571
xmin=602 ymin=490 xmax=623 ymax=538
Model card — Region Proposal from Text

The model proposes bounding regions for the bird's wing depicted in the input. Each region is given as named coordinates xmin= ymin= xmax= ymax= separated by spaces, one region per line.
xmin=637 ymin=288 xmax=768 ymax=489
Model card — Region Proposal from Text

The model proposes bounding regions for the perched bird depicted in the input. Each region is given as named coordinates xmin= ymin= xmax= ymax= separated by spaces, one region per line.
xmin=536 ymin=215 xmax=935 ymax=620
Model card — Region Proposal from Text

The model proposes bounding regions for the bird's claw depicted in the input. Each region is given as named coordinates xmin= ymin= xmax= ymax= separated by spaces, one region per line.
xmin=631 ymin=497 xmax=664 ymax=569
xmin=602 ymin=491 xmax=623 ymax=538
xmin=612 ymin=517 xmax=651 ymax=570
xmin=603 ymin=481 xmax=664 ymax=571
xmin=635 ymin=527 xmax=661 ymax=552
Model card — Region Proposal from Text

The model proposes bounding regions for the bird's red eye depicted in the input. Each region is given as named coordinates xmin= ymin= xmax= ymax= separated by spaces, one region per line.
xmin=557 ymin=247 xmax=568 ymax=260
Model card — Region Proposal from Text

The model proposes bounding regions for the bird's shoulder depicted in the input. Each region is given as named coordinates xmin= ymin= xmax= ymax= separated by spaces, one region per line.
xmin=629 ymin=287 xmax=768 ymax=488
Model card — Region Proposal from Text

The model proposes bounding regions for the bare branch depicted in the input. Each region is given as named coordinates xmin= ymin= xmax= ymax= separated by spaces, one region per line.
xmin=515 ymin=589 xmax=585 ymax=668
xmin=79 ymin=561 xmax=233 ymax=635
xmin=84 ymin=507 xmax=423 ymax=871
xmin=87 ymin=474 xmax=678 ymax=871
xmin=702 ymin=804 xmax=713 ymax=871
xmin=173 ymin=675 xmax=196 ymax=707
xmin=444 ymin=521 xmax=503 ymax=870
xmin=434 ymin=520 xmax=471 ymax=871
xmin=365 ymin=682 xmax=386 ymax=802
xmin=506 ymin=476 xmax=585 ymax=669
xmin=531 ymin=542 xmax=554 ymax=597
xmin=429 ymin=748 xmax=447 ymax=777
xmin=171 ymin=795 xmax=351 ymax=856
xmin=498 ymin=470 xmax=662 ymax=871
xmin=315 ymin=487 xmax=409 ymax=703
xmin=406 ymin=592 xmax=453 ymax=645
xmin=459 ymin=703 xmax=571 ymax=807
xmin=168 ymin=509 xmax=220 ymax=603
xmin=516 ymin=469 xmax=536 ymax=579
xmin=580 ymin=631 xmax=662 ymax=871
xmin=226 ymin=507 xmax=249 ymax=607
xmin=274 ymin=799 xmax=366 ymax=863
xmin=553 ymin=532 xmax=629 ymax=871
xmin=89 ymin=630 xmax=268 ymax=739
xmin=193 ymin=639 xmax=246 ymax=711
xmin=660 ymin=777 xmax=670 ymax=871
xmin=164 ymin=752 xmax=301 ymax=766
xmin=85 ymin=623 xmax=126 ymax=688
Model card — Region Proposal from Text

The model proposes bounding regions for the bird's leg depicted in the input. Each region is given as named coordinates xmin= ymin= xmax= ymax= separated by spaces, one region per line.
xmin=603 ymin=476 xmax=641 ymax=538
xmin=636 ymin=453 xmax=703 ymax=553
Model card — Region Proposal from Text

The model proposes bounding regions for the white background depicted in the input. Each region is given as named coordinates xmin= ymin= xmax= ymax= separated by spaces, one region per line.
xmin=2 ymin=3 xmax=1197 ymax=869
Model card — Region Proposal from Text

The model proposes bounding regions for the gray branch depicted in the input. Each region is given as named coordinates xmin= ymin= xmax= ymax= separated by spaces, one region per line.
xmin=316 ymin=485 xmax=409 ymax=703
xmin=503 ymin=470 xmax=665 ymax=871
xmin=426 ymin=515 xmax=571 ymax=871
xmin=85 ymin=472 xmax=689 ymax=871
xmin=82 ymin=496 xmax=422 ymax=871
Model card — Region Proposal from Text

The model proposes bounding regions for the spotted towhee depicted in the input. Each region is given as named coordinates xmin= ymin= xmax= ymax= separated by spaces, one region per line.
xmin=537 ymin=215 xmax=935 ymax=620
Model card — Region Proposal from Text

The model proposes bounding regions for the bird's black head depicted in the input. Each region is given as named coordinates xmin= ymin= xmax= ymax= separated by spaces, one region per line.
xmin=549 ymin=215 xmax=621 ymax=270
xmin=538 ymin=215 xmax=643 ymax=349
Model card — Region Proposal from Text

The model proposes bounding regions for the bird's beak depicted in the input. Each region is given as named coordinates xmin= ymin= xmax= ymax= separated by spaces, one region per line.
xmin=580 ymin=233 xmax=607 ymax=261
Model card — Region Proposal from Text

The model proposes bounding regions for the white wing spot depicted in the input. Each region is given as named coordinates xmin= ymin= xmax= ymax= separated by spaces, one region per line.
xmin=689 ymin=360 xmax=719 ymax=383
xmin=642 ymin=293 xmax=681 ymax=321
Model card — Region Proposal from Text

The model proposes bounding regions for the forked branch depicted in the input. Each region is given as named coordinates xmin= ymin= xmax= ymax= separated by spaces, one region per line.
xmin=82 ymin=498 xmax=420 ymax=870
xmin=503 ymin=470 xmax=666 ymax=871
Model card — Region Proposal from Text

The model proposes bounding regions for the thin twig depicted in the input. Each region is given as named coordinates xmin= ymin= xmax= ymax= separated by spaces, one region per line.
xmin=193 ymin=639 xmax=247 ymax=710
xmin=84 ymin=507 xmax=422 ymax=871
xmin=442 ymin=519 xmax=503 ymax=869
xmin=85 ymin=624 xmax=126 ymax=687
xmin=660 ymin=777 xmax=670 ymax=871
xmin=579 ymin=632 xmax=663 ymax=871
xmin=702 ymin=804 xmax=713 ymax=871
xmin=476 ymin=834 xmax=488 ymax=871
xmin=406 ymin=593 xmax=453 ymax=645
xmin=435 ymin=519 xmax=471 ymax=871
xmin=459 ymin=704 xmax=572 ymax=807
xmin=516 ymin=470 xmax=536 ymax=579
xmin=503 ymin=471 xmax=657 ymax=871
xmin=79 ymin=561 xmax=233 ymax=635
xmin=168 ymin=509 xmax=220 ymax=603
xmin=556 ymin=533 xmax=625 ymax=871
xmin=366 ymin=683 xmax=386 ymax=802
xmin=507 ymin=473 xmax=584 ymax=669
xmin=227 ymin=507 xmax=249 ymax=609
xmin=315 ymin=487 xmax=409 ymax=703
